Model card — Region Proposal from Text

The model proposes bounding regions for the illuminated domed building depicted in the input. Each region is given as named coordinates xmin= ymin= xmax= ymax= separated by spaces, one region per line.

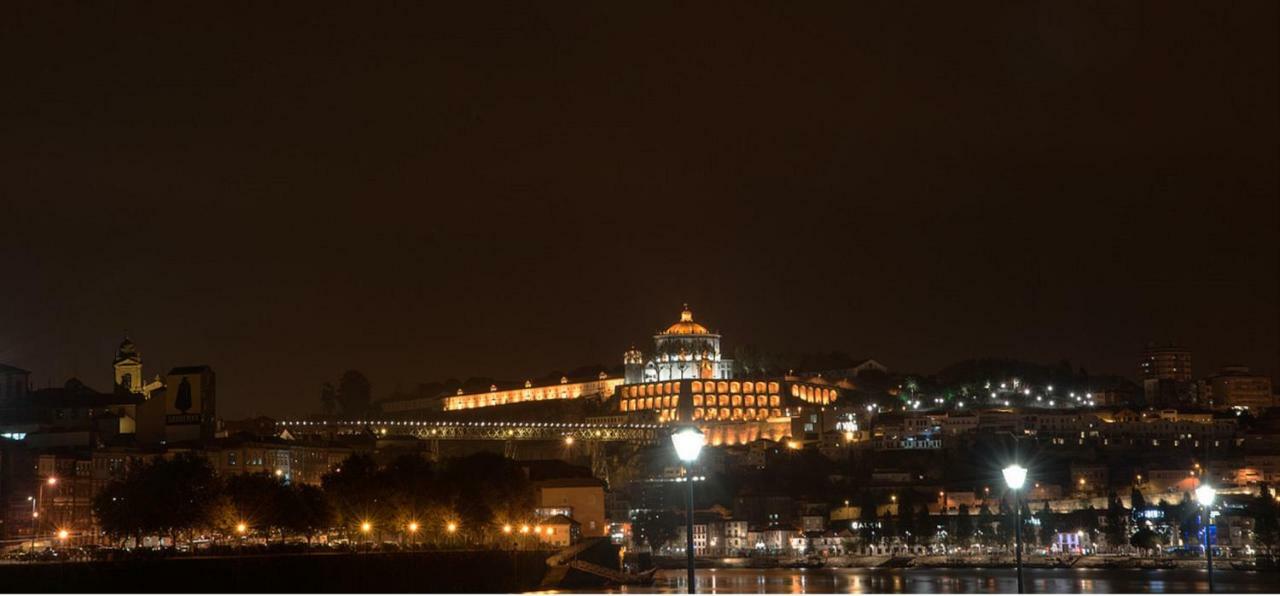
xmin=624 ymin=306 xmax=733 ymax=383
xmin=616 ymin=306 xmax=843 ymax=446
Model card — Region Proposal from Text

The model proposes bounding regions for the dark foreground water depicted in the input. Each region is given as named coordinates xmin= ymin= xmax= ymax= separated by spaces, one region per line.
xmin=581 ymin=567 xmax=1280 ymax=594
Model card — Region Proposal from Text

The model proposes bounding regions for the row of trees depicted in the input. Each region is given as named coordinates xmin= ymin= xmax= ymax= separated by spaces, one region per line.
xmin=92 ymin=451 xmax=536 ymax=547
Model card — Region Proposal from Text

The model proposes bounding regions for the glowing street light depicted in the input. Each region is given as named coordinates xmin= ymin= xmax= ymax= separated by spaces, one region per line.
xmin=236 ymin=522 xmax=248 ymax=535
xmin=408 ymin=521 xmax=420 ymax=533
xmin=57 ymin=529 xmax=69 ymax=541
xmin=563 ymin=436 xmax=574 ymax=446
xmin=502 ymin=524 xmax=513 ymax=534
xmin=1003 ymin=464 xmax=1029 ymax=594
xmin=446 ymin=522 xmax=457 ymax=533
xmin=360 ymin=521 xmax=372 ymax=534
xmin=1197 ymin=484 xmax=1217 ymax=592
xmin=671 ymin=426 xmax=705 ymax=593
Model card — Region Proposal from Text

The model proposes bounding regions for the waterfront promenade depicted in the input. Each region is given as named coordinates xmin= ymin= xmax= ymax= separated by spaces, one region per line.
xmin=599 ymin=567 xmax=1280 ymax=594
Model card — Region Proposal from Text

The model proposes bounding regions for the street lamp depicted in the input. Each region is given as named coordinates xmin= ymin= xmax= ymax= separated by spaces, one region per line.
xmin=671 ymin=426 xmax=705 ymax=594
xmin=1196 ymin=484 xmax=1217 ymax=593
xmin=1003 ymin=464 xmax=1028 ymax=594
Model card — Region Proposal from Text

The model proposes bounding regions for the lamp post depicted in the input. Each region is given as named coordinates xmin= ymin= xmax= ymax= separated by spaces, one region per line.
xmin=1196 ymin=484 xmax=1216 ymax=593
xmin=1003 ymin=464 xmax=1028 ymax=594
xmin=672 ymin=426 xmax=705 ymax=594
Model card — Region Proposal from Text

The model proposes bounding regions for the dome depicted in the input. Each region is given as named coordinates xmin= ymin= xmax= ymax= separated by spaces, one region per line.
xmin=663 ymin=305 xmax=710 ymax=335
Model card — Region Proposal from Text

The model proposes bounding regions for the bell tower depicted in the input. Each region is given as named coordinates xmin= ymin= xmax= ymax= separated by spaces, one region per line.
xmin=113 ymin=335 xmax=143 ymax=394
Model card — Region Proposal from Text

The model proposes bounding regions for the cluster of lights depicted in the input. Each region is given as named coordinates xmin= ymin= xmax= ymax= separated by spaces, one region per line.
xmin=279 ymin=420 xmax=663 ymax=430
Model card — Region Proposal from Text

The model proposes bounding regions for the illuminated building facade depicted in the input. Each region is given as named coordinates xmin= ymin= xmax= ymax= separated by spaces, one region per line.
xmin=432 ymin=373 xmax=624 ymax=412
xmin=1141 ymin=343 xmax=1194 ymax=407
xmin=1199 ymin=366 xmax=1274 ymax=411
xmin=624 ymin=306 xmax=733 ymax=383
xmin=616 ymin=378 xmax=841 ymax=445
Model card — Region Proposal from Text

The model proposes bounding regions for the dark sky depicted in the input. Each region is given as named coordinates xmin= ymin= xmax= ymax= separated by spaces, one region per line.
xmin=2 ymin=2 xmax=1276 ymax=418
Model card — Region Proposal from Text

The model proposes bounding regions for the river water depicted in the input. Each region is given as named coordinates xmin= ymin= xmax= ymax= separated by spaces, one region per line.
xmin=584 ymin=567 xmax=1279 ymax=593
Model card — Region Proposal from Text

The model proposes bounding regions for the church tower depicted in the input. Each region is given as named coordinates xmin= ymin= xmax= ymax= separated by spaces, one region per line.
xmin=113 ymin=336 xmax=143 ymax=394
xmin=624 ymin=346 xmax=645 ymax=384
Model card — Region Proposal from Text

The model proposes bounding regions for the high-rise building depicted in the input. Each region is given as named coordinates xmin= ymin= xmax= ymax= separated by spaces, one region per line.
xmin=1141 ymin=343 xmax=1193 ymax=407
xmin=1198 ymin=366 xmax=1274 ymax=411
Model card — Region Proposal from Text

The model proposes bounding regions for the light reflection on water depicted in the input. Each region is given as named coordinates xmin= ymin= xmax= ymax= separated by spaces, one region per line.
xmin=576 ymin=568 xmax=1280 ymax=594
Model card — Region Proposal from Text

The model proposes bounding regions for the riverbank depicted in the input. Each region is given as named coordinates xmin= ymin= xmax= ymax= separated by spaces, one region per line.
xmin=652 ymin=553 xmax=1263 ymax=571
xmin=599 ymin=567 xmax=1280 ymax=594
xmin=0 ymin=550 xmax=553 ymax=593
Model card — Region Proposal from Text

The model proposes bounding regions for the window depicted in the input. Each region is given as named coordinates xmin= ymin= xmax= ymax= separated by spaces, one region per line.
xmin=227 ymin=452 xmax=237 ymax=466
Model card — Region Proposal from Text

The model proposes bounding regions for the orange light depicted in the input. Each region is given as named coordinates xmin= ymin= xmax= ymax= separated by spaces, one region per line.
xmin=408 ymin=521 xmax=419 ymax=533
xmin=57 ymin=529 xmax=69 ymax=540
xmin=236 ymin=522 xmax=248 ymax=535
xmin=46 ymin=477 xmax=58 ymax=486
xmin=446 ymin=522 xmax=457 ymax=533
xmin=502 ymin=524 xmax=513 ymax=534
xmin=520 ymin=525 xmax=530 ymax=534
xmin=360 ymin=521 xmax=372 ymax=534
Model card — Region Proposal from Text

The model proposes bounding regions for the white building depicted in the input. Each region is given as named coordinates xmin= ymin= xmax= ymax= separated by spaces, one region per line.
xmin=625 ymin=306 xmax=733 ymax=383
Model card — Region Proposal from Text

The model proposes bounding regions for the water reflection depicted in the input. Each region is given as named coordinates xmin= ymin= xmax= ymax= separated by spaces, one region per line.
xmin=598 ymin=568 xmax=1278 ymax=594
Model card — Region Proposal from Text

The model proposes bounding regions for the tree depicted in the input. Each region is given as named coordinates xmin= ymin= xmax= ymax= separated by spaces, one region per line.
xmin=1252 ymin=485 xmax=1280 ymax=555
xmin=634 ymin=510 xmax=681 ymax=552
xmin=1130 ymin=527 xmax=1162 ymax=553
xmin=1129 ymin=487 xmax=1147 ymax=512
xmin=320 ymin=382 xmax=338 ymax=416
xmin=1037 ymin=500 xmax=1056 ymax=548
xmin=996 ymin=497 xmax=1014 ymax=545
xmin=955 ymin=503 xmax=974 ymax=547
xmin=322 ymin=454 xmax=389 ymax=537
xmin=1104 ymin=492 xmax=1127 ymax=551
xmin=435 ymin=452 xmax=535 ymax=543
xmin=336 ymin=370 xmax=373 ymax=418
xmin=911 ymin=505 xmax=932 ymax=547
xmin=279 ymin=484 xmax=336 ymax=544
xmin=225 ymin=472 xmax=287 ymax=539
xmin=93 ymin=453 xmax=222 ymax=547
xmin=977 ymin=503 xmax=995 ymax=546
xmin=858 ymin=492 xmax=879 ymax=545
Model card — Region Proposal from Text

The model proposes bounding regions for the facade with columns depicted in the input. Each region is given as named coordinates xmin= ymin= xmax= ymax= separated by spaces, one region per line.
xmin=624 ymin=306 xmax=733 ymax=384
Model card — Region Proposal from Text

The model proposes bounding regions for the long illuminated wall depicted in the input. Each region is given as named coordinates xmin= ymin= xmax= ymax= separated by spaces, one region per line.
xmin=616 ymin=379 xmax=840 ymax=424
xmin=381 ymin=377 xmax=624 ymax=413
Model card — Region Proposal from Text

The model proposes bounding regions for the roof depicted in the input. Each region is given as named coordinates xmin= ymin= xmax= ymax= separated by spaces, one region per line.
xmin=661 ymin=305 xmax=711 ymax=335
xmin=29 ymin=378 xmax=142 ymax=407
xmin=535 ymin=477 xmax=606 ymax=489
xmin=0 ymin=363 xmax=31 ymax=375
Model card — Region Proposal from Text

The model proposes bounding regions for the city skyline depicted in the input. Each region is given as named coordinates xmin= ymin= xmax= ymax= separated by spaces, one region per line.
xmin=3 ymin=3 xmax=1275 ymax=419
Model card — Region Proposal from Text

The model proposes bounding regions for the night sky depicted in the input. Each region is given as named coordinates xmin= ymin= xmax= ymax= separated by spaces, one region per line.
xmin=2 ymin=2 xmax=1276 ymax=418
